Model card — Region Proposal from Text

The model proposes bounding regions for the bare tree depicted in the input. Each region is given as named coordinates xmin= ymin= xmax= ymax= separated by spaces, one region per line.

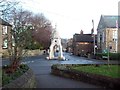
xmin=6 ymin=9 xmax=33 ymax=73
xmin=1 ymin=1 xmax=53 ymax=73
xmin=31 ymin=14 xmax=53 ymax=50
xmin=0 ymin=0 xmax=18 ymax=20
xmin=7 ymin=11 xmax=53 ymax=73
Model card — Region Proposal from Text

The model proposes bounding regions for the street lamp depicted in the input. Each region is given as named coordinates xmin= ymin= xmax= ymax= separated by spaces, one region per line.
xmin=92 ymin=20 xmax=96 ymax=56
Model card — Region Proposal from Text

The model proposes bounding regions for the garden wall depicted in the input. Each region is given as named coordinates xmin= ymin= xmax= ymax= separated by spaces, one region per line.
xmin=2 ymin=49 xmax=45 ymax=58
xmin=26 ymin=49 xmax=45 ymax=56
xmin=51 ymin=64 xmax=120 ymax=89
xmin=2 ymin=69 xmax=36 ymax=88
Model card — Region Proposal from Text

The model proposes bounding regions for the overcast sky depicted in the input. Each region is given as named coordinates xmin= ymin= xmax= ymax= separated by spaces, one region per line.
xmin=19 ymin=0 xmax=119 ymax=39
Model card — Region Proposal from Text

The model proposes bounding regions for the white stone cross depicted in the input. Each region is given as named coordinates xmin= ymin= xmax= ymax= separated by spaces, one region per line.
xmin=47 ymin=29 xmax=65 ymax=60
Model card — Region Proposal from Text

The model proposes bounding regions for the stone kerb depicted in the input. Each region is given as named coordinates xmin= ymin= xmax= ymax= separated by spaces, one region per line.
xmin=51 ymin=64 xmax=120 ymax=89
xmin=3 ymin=69 xmax=36 ymax=88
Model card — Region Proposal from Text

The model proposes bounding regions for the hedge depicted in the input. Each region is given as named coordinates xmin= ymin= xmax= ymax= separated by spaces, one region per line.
xmin=95 ymin=53 xmax=120 ymax=60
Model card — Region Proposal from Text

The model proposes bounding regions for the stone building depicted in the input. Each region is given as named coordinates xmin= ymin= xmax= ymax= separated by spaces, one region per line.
xmin=73 ymin=30 xmax=97 ymax=56
xmin=0 ymin=18 xmax=12 ymax=57
xmin=97 ymin=15 xmax=119 ymax=53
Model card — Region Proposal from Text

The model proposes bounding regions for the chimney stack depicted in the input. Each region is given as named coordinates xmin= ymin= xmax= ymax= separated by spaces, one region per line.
xmin=80 ymin=30 xmax=83 ymax=34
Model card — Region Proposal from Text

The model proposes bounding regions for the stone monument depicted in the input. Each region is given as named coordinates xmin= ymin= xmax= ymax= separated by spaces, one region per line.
xmin=46 ymin=28 xmax=65 ymax=60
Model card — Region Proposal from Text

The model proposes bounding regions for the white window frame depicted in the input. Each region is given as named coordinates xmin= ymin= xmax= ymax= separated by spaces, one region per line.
xmin=12 ymin=36 xmax=15 ymax=47
xmin=2 ymin=26 xmax=7 ymax=34
xmin=2 ymin=39 xmax=8 ymax=49
xmin=113 ymin=30 xmax=117 ymax=40
xmin=97 ymin=33 xmax=100 ymax=43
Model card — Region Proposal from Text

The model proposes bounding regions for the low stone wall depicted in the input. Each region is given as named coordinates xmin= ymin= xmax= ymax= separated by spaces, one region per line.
xmin=2 ymin=69 xmax=36 ymax=88
xmin=1 ymin=49 xmax=45 ymax=58
xmin=26 ymin=49 xmax=45 ymax=56
xmin=51 ymin=64 xmax=120 ymax=89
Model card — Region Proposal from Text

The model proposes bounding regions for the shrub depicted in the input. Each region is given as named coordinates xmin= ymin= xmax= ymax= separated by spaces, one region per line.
xmin=25 ymin=41 xmax=43 ymax=50
xmin=95 ymin=53 xmax=102 ymax=57
xmin=96 ymin=53 xmax=120 ymax=60
xmin=2 ymin=64 xmax=29 ymax=86
xmin=2 ymin=72 xmax=12 ymax=85
xmin=109 ymin=53 xmax=120 ymax=60
xmin=95 ymin=53 xmax=102 ymax=60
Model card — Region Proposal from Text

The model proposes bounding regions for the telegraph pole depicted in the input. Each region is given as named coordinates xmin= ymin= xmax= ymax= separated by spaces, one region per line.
xmin=107 ymin=30 xmax=110 ymax=66
xmin=92 ymin=20 xmax=96 ymax=56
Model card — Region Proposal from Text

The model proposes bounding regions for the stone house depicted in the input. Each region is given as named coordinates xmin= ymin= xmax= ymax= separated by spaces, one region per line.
xmin=97 ymin=15 xmax=120 ymax=53
xmin=73 ymin=31 xmax=97 ymax=56
xmin=0 ymin=18 xmax=12 ymax=57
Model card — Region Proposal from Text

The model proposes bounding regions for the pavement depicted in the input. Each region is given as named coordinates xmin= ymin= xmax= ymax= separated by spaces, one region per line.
xmin=1 ymin=52 xmax=119 ymax=88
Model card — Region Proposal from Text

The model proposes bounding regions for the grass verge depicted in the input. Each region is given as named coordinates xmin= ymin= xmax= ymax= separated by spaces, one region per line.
xmin=70 ymin=65 xmax=120 ymax=78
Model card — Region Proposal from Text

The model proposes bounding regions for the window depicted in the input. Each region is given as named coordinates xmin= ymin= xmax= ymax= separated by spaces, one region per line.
xmin=113 ymin=30 xmax=117 ymax=40
xmin=2 ymin=39 xmax=8 ymax=49
xmin=102 ymin=32 xmax=104 ymax=42
xmin=109 ymin=46 xmax=112 ymax=49
xmin=100 ymin=34 xmax=102 ymax=41
xmin=97 ymin=34 xmax=100 ymax=43
xmin=55 ymin=40 xmax=57 ymax=42
xmin=12 ymin=36 xmax=15 ymax=47
xmin=2 ymin=26 xmax=7 ymax=34
xmin=79 ymin=42 xmax=89 ymax=44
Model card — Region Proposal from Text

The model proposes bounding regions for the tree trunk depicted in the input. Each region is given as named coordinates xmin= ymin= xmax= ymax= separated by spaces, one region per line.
xmin=6 ymin=59 xmax=20 ymax=73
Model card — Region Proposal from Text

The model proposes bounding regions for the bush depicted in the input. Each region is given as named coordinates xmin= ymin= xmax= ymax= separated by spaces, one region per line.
xmin=96 ymin=53 xmax=120 ymax=60
xmin=25 ymin=40 xmax=43 ymax=50
xmin=2 ymin=72 xmax=12 ymax=85
xmin=95 ymin=53 xmax=102 ymax=60
xmin=25 ymin=43 xmax=43 ymax=50
xmin=2 ymin=64 xmax=29 ymax=86
xmin=109 ymin=53 xmax=120 ymax=60
xmin=95 ymin=53 xmax=102 ymax=57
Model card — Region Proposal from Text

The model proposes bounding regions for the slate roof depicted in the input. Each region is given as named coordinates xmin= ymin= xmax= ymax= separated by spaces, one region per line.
xmin=97 ymin=15 xmax=120 ymax=30
xmin=0 ymin=18 xmax=12 ymax=26
xmin=73 ymin=34 xmax=97 ymax=43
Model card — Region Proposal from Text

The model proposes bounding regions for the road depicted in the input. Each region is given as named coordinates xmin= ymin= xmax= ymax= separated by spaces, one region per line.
xmin=27 ymin=53 xmax=105 ymax=88
xmin=2 ymin=52 xmax=118 ymax=88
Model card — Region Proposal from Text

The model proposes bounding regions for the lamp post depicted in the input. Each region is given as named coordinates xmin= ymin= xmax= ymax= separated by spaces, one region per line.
xmin=92 ymin=20 xmax=96 ymax=56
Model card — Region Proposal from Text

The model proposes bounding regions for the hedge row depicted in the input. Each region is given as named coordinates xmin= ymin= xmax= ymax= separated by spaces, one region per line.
xmin=95 ymin=53 xmax=120 ymax=60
